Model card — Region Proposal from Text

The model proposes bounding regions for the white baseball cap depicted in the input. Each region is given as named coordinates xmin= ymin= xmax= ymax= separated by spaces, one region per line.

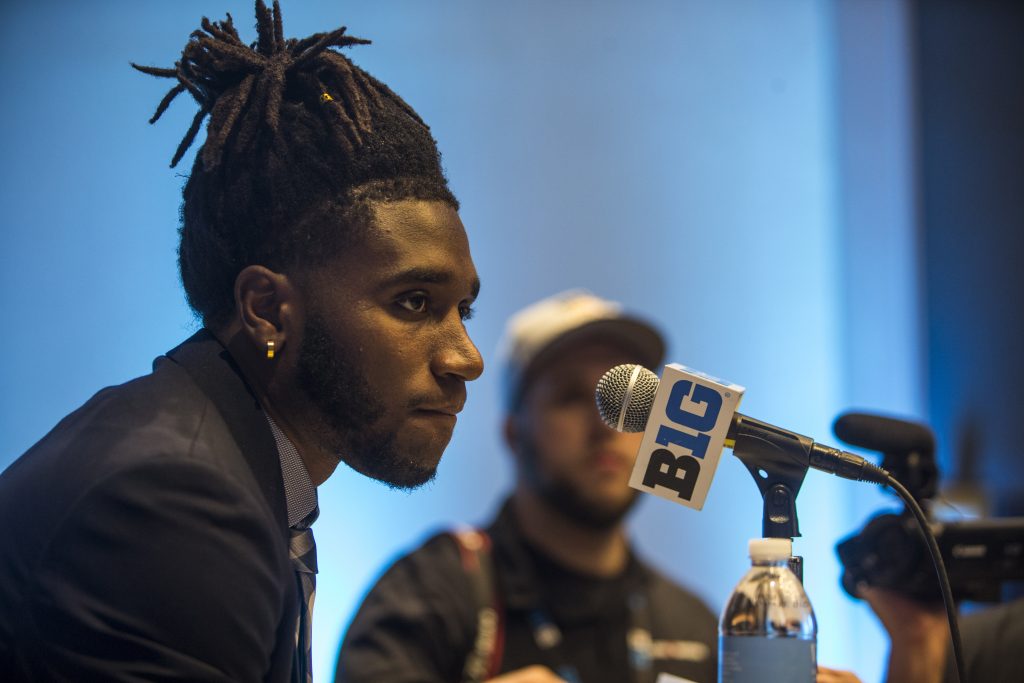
xmin=497 ymin=290 xmax=665 ymax=410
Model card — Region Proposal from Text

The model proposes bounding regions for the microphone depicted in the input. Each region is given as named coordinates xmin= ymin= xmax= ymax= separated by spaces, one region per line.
xmin=595 ymin=363 xmax=888 ymax=511
xmin=833 ymin=411 xmax=938 ymax=502
xmin=598 ymin=368 xmax=967 ymax=678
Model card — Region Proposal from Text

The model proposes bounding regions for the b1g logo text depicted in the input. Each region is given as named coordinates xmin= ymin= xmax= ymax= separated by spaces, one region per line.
xmin=642 ymin=380 xmax=722 ymax=501
xmin=629 ymin=364 xmax=743 ymax=511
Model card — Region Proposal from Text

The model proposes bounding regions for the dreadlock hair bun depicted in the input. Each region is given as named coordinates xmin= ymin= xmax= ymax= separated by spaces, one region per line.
xmin=133 ymin=1 xmax=458 ymax=328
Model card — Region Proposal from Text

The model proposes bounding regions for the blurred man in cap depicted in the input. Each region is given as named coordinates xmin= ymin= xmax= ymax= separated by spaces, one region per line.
xmin=336 ymin=291 xmax=717 ymax=683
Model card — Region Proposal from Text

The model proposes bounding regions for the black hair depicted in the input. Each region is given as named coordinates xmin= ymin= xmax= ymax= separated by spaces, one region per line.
xmin=133 ymin=0 xmax=458 ymax=328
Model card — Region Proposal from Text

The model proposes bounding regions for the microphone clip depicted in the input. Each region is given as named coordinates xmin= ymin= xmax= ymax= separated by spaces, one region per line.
xmin=728 ymin=414 xmax=811 ymax=542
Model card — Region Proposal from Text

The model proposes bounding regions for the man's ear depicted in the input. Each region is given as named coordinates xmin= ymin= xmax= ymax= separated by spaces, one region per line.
xmin=234 ymin=265 xmax=301 ymax=358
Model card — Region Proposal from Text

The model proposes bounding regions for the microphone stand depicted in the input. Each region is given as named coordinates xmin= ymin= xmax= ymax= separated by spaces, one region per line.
xmin=728 ymin=414 xmax=812 ymax=581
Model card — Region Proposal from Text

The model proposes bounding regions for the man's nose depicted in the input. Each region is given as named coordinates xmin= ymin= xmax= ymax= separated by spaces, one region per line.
xmin=433 ymin=318 xmax=484 ymax=382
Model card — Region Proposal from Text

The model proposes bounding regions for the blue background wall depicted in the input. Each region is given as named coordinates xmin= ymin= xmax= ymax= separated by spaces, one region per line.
xmin=0 ymin=2 xmax=943 ymax=680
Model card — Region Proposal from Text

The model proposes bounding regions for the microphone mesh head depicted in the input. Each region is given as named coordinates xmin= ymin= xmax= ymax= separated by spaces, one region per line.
xmin=594 ymin=364 xmax=660 ymax=433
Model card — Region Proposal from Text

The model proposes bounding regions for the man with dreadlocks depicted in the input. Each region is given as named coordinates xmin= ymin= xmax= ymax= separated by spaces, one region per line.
xmin=0 ymin=2 xmax=482 ymax=681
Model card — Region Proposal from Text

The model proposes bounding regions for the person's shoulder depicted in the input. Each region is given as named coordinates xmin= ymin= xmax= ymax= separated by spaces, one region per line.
xmin=379 ymin=529 xmax=470 ymax=581
xmin=345 ymin=527 xmax=481 ymax=642
xmin=8 ymin=441 xmax=281 ymax=567
xmin=358 ymin=527 xmax=488 ymax=615
xmin=0 ymin=354 xmax=269 ymax=569
xmin=17 ymin=354 xmax=207 ymax=451
xmin=73 ymin=354 xmax=212 ymax=446
xmin=961 ymin=597 xmax=1024 ymax=646
xmin=946 ymin=598 xmax=1024 ymax=683
xmin=338 ymin=529 xmax=484 ymax=682
xmin=1 ymin=451 xmax=291 ymax=682
xmin=4 ymin=353 xmax=235 ymax=487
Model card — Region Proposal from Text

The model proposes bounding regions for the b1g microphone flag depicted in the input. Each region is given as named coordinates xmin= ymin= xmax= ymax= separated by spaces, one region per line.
xmin=629 ymin=364 xmax=744 ymax=510
xmin=597 ymin=364 xmax=889 ymax=511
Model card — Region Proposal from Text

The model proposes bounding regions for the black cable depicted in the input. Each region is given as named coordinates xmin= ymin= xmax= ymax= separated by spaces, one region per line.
xmin=885 ymin=474 xmax=966 ymax=683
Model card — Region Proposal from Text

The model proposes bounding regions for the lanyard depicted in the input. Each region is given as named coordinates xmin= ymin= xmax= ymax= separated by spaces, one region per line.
xmin=526 ymin=590 xmax=655 ymax=683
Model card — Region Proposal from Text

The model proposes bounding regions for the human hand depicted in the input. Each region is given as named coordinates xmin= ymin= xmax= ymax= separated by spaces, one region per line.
xmin=817 ymin=666 xmax=863 ymax=683
xmin=860 ymin=586 xmax=948 ymax=683
xmin=485 ymin=665 xmax=568 ymax=682
xmin=859 ymin=586 xmax=949 ymax=646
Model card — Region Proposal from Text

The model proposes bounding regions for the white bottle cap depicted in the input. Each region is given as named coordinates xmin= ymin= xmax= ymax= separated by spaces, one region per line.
xmin=748 ymin=537 xmax=793 ymax=561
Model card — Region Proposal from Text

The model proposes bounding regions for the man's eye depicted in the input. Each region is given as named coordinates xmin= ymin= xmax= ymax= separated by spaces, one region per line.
xmin=396 ymin=294 xmax=429 ymax=314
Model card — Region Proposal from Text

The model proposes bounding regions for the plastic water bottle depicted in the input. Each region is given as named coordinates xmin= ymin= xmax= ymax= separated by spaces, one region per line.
xmin=719 ymin=538 xmax=817 ymax=683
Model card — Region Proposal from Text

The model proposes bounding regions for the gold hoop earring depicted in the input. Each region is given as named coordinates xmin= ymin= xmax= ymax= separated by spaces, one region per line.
xmin=266 ymin=340 xmax=276 ymax=360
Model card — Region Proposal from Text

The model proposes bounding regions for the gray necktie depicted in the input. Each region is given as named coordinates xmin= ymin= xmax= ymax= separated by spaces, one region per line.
xmin=289 ymin=516 xmax=317 ymax=682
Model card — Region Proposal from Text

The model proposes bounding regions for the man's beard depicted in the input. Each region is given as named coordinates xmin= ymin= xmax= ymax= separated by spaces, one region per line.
xmin=519 ymin=436 xmax=639 ymax=530
xmin=294 ymin=313 xmax=438 ymax=490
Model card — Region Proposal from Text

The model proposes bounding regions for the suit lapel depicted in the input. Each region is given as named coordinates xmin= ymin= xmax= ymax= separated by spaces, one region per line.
xmin=164 ymin=330 xmax=289 ymax=540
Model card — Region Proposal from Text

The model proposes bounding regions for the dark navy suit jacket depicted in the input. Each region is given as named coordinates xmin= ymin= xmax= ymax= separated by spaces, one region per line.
xmin=0 ymin=331 xmax=299 ymax=681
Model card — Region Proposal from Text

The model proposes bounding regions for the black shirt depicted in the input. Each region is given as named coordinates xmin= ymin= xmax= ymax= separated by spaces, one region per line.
xmin=336 ymin=500 xmax=717 ymax=683
xmin=944 ymin=598 xmax=1024 ymax=683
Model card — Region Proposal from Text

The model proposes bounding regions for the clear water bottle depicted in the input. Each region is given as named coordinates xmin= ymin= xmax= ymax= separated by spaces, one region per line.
xmin=719 ymin=538 xmax=817 ymax=683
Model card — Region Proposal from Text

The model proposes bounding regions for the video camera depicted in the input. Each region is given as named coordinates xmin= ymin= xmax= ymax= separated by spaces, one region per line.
xmin=833 ymin=412 xmax=1024 ymax=604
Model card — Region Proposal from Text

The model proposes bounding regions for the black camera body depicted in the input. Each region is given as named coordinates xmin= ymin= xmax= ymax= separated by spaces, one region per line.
xmin=833 ymin=412 xmax=1024 ymax=604
xmin=837 ymin=511 xmax=1024 ymax=603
